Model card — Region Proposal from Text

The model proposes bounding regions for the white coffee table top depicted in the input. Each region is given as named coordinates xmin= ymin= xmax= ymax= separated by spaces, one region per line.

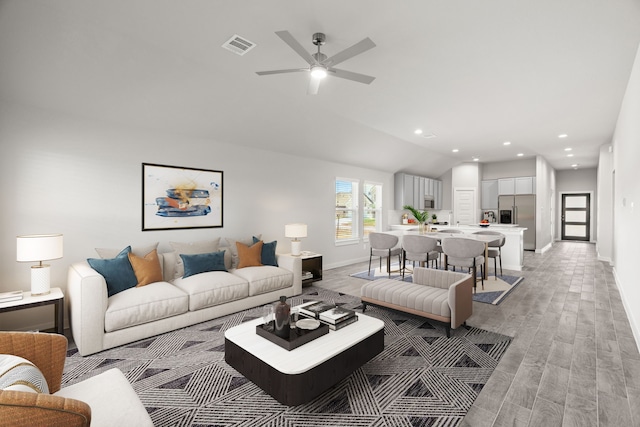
xmin=225 ymin=312 xmax=384 ymax=375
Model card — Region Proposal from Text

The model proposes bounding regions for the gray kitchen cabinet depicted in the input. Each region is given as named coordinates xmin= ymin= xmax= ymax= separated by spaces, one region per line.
xmin=515 ymin=176 xmax=535 ymax=194
xmin=394 ymin=173 xmax=415 ymax=209
xmin=395 ymin=172 xmax=442 ymax=210
xmin=498 ymin=178 xmax=515 ymax=195
xmin=481 ymin=180 xmax=499 ymax=209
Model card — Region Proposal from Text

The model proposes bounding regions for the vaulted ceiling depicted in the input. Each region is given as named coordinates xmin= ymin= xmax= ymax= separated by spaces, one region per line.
xmin=1 ymin=0 xmax=639 ymax=177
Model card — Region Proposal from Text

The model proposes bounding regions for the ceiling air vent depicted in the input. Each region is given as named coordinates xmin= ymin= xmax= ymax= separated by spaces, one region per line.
xmin=222 ymin=34 xmax=256 ymax=56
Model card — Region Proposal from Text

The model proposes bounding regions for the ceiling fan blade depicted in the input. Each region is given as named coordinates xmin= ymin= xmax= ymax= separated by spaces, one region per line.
xmin=329 ymin=68 xmax=376 ymax=85
xmin=321 ymin=37 xmax=376 ymax=67
xmin=256 ymin=68 xmax=307 ymax=76
xmin=307 ymin=77 xmax=321 ymax=95
xmin=275 ymin=30 xmax=316 ymax=65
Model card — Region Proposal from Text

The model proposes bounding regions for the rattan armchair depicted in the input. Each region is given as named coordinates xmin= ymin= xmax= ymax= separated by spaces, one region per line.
xmin=0 ymin=332 xmax=91 ymax=426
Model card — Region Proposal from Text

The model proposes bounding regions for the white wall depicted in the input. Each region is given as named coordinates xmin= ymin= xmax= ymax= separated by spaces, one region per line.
xmin=0 ymin=102 xmax=393 ymax=330
xmin=597 ymin=145 xmax=614 ymax=263
xmin=481 ymin=158 xmax=537 ymax=180
xmin=612 ymin=42 xmax=640 ymax=346
xmin=535 ymin=156 xmax=556 ymax=252
xmin=555 ymin=168 xmax=598 ymax=242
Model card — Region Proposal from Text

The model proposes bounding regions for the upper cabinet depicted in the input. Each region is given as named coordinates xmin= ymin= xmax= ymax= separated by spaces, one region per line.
xmin=498 ymin=178 xmax=515 ymax=195
xmin=515 ymin=176 xmax=535 ymax=194
xmin=394 ymin=173 xmax=442 ymax=210
xmin=481 ymin=180 xmax=499 ymax=209
xmin=497 ymin=176 xmax=535 ymax=195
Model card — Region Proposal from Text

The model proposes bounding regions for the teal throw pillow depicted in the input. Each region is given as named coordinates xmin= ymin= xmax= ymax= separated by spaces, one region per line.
xmin=180 ymin=251 xmax=227 ymax=278
xmin=253 ymin=236 xmax=278 ymax=266
xmin=87 ymin=246 xmax=137 ymax=297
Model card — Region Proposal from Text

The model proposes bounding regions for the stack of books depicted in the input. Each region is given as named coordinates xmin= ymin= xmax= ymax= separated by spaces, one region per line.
xmin=302 ymin=271 xmax=314 ymax=281
xmin=297 ymin=301 xmax=358 ymax=330
xmin=0 ymin=290 xmax=23 ymax=303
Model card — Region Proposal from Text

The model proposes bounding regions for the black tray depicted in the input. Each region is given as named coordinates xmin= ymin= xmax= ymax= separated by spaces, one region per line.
xmin=256 ymin=320 xmax=329 ymax=351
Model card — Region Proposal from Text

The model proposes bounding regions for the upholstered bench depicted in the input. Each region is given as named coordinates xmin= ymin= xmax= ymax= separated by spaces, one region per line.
xmin=361 ymin=267 xmax=473 ymax=337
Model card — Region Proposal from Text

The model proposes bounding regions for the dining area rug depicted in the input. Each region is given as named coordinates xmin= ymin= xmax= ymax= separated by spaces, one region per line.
xmin=62 ymin=286 xmax=512 ymax=427
xmin=350 ymin=264 xmax=524 ymax=305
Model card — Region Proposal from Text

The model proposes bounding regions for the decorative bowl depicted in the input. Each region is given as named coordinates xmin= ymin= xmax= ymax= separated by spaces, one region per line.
xmin=478 ymin=223 xmax=490 ymax=228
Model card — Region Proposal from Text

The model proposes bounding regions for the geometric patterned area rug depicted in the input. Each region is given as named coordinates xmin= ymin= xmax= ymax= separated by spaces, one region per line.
xmin=62 ymin=286 xmax=512 ymax=427
xmin=351 ymin=264 xmax=524 ymax=305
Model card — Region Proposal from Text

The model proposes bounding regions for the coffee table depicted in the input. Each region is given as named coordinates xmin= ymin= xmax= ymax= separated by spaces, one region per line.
xmin=224 ymin=312 xmax=384 ymax=405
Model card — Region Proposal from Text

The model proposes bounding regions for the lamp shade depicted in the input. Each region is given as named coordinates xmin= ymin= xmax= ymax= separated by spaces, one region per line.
xmin=17 ymin=234 xmax=64 ymax=262
xmin=285 ymin=224 xmax=307 ymax=239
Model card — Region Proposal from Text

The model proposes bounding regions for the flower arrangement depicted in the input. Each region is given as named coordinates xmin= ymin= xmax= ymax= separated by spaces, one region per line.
xmin=403 ymin=205 xmax=429 ymax=224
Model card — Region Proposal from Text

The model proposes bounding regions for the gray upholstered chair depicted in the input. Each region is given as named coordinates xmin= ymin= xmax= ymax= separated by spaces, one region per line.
xmin=368 ymin=232 xmax=402 ymax=278
xmin=474 ymin=230 xmax=506 ymax=278
xmin=433 ymin=228 xmax=464 ymax=260
xmin=401 ymin=235 xmax=439 ymax=278
xmin=441 ymin=237 xmax=485 ymax=290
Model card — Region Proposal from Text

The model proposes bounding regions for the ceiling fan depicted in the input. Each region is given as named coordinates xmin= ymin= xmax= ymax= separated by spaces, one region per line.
xmin=256 ymin=31 xmax=376 ymax=95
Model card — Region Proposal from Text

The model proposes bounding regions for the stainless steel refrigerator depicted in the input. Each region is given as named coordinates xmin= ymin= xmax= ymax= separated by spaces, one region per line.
xmin=499 ymin=194 xmax=536 ymax=250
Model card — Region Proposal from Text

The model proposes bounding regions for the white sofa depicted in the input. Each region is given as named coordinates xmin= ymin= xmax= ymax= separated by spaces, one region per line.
xmin=67 ymin=244 xmax=302 ymax=356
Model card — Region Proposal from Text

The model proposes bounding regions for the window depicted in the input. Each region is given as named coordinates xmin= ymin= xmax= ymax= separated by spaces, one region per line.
xmin=363 ymin=181 xmax=382 ymax=238
xmin=335 ymin=178 xmax=359 ymax=242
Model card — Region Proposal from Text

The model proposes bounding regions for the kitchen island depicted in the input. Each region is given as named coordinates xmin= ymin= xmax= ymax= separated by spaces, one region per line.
xmin=387 ymin=224 xmax=526 ymax=271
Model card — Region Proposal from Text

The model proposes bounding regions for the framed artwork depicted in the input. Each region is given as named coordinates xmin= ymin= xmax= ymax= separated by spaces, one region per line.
xmin=142 ymin=163 xmax=223 ymax=231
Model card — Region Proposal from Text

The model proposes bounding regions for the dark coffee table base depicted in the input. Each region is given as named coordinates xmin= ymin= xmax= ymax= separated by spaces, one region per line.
xmin=225 ymin=329 xmax=384 ymax=406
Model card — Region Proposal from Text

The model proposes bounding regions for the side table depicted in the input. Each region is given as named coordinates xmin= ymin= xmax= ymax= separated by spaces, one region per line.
xmin=300 ymin=252 xmax=322 ymax=286
xmin=0 ymin=287 xmax=64 ymax=335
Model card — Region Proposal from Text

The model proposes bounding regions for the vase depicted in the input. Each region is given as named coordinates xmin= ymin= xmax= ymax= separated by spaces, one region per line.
xmin=419 ymin=222 xmax=427 ymax=234
xmin=274 ymin=296 xmax=290 ymax=339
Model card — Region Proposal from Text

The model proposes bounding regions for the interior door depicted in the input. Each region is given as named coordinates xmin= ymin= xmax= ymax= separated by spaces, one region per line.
xmin=453 ymin=188 xmax=476 ymax=225
xmin=561 ymin=193 xmax=590 ymax=241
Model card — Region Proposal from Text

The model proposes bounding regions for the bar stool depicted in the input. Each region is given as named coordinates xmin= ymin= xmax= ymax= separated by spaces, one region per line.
xmin=473 ymin=230 xmax=506 ymax=278
xmin=441 ymin=237 xmax=485 ymax=291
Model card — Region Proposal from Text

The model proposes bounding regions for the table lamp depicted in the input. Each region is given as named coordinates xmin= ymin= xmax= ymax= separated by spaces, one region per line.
xmin=285 ymin=223 xmax=307 ymax=256
xmin=16 ymin=234 xmax=64 ymax=295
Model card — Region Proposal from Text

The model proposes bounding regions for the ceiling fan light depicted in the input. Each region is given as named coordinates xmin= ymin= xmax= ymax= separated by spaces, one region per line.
xmin=310 ymin=65 xmax=328 ymax=79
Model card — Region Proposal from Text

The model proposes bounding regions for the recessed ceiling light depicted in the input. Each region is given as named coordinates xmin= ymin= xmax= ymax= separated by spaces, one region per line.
xmin=567 ymin=153 xmax=574 ymax=157
xmin=452 ymin=149 xmax=459 ymax=153
xmin=414 ymin=129 xmax=423 ymax=135
xmin=558 ymin=134 xmax=568 ymax=138
xmin=571 ymin=164 xmax=578 ymax=167
xmin=517 ymin=153 xmax=524 ymax=157
xmin=472 ymin=157 xmax=479 ymax=162
xmin=564 ymin=147 xmax=572 ymax=151
xmin=503 ymin=141 xmax=511 ymax=146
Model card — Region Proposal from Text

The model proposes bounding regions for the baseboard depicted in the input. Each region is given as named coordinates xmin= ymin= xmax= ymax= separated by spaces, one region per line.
xmin=535 ymin=242 xmax=553 ymax=254
xmin=613 ymin=267 xmax=640 ymax=354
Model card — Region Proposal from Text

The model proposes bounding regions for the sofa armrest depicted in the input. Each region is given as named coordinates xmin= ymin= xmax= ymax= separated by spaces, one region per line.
xmin=0 ymin=390 xmax=91 ymax=427
xmin=276 ymin=254 xmax=302 ymax=295
xmin=448 ymin=274 xmax=474 ymax=329
xmin=67 ymin=262 xmax=109 ymax=356
xmin=0 ymin=332 xmax=67 ymax=393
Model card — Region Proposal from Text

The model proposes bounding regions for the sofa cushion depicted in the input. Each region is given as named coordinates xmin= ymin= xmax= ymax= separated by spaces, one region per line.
xmin=105 ymin=282 xmax=189 ymax=332
xmin=232 ymin=266 xmax=293 ymax=297
xmin=128 ymin=249 xmax=163 ymax=287
xmin=252 ymin=236 xmax=278 ymax=266
xmin=169 ymin=239 xmax=221 ymax=280
xmin=180 ymin=251 xmax=227 ymax=278
xmin=361 ymin=280 xmax=451 ymax=319
xmin=88 ymin=247 xmax=138 ymax=297
xmin=236 ymin=241 xmax=263 ymax=269
xmin=95 ymin=242 xmax=159 ymax=259
xmin=0 ymin=354 xmax=49 ymax=393
xmin=173 ymin=271 xmax=249 ymax=311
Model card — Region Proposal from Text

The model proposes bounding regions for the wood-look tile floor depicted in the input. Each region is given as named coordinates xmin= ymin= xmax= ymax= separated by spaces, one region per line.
xmin=313 ymin=241 xmax=640 ymax=426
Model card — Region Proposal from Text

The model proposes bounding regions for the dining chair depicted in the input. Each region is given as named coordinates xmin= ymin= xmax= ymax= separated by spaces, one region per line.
xmin=433 ymin=228 xmax=464 ymax=261
xmin=473 ymin=230 xmax=506 ymax=278
xmin=368 ymin=232 xmax=403 ymax=278
xmin=401 ymin=234 xmax=439 ymax=278
xmin=441 ymin=237 xmax=485 ymax=290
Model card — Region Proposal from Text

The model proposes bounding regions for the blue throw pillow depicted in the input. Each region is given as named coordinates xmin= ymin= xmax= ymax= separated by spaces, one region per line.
xmin=180 ymin=251 xmax=227 ymax=278
xmin=253 ymin=236 xmax=278 ymax=266
xmin=87 ymin=246 xmax=137 ymax=297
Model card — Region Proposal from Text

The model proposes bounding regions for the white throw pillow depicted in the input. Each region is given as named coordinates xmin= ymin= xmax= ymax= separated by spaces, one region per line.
xmin=0 ymin=354 xmax=49 ymax=393
xmin=95 ymin=242 xmax=159 ymax=259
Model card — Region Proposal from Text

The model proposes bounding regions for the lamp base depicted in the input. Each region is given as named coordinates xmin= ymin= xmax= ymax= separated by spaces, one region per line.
xmin=291 ymin=240 xmax=302 ymax=257
xmin=31 ymin=264 xmax=51 ymax=296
